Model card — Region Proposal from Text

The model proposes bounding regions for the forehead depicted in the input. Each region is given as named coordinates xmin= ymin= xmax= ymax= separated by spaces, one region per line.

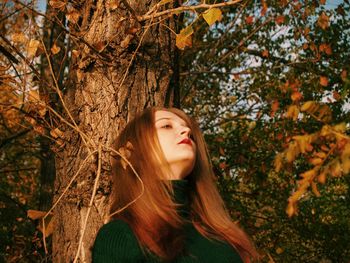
xmin=155 ymin=110 xmax=187 ymax=126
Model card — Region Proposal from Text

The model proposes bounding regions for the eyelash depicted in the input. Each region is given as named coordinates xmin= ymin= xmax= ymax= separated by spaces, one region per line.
xmin=161 ymin=124 xmax=172 ymax=129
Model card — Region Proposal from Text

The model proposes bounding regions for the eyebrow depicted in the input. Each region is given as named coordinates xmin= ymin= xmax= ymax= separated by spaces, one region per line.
xmin=155 ymin=117 xmax=187 ymax=126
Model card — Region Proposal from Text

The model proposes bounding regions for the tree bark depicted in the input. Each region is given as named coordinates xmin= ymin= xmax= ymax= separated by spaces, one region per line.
xmin=52 ymin=0 xmax=176 ymax=262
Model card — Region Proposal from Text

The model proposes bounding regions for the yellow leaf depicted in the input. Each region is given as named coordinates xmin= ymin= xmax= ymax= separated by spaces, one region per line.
xmin=286 ymin=142 xmax=299 ymax=162
xmin=27 ymin=209 xmax=48 ymax=220
xmin=285 ymin=105 xmax=299 ymax=120
xmin=286 ymin=202 xmax=296 ymax=217
xmin=318 ymin=171 xmax=327 ymax=184
xmin=341 ymin=144 xmax=350 ymax=174
xmin=330 ymin=160 xmax=342 ymax=177
xmin=176 ymin=25 xmax=193 ymax=50
xmin=314 ymin=151 xmax=327 ymax=159
xmin=51 ymin=43 xmax=61 ymax=55
xmin=72 ymin=49 xmax=80 ymax=58
xmin=309 ymin=158 xmax=323 ymax=166
xmin=274 ymin=154 xmax=283 ymax=172
xmin=276 ymin=247 xmax=283 ymax=254
xmin=50 ymin=128 xmax=64 ymax=139
xmin=311 ymin=182 xmax=321 ymax=197
xmin=300 ymin=101 xmax=315 ymax=112
xmin=203 ymin=8 xmax=222 ymax=27
xmin=27 ymin=39 xmax=40 ymax=58
xmin=333 ymin=122 xmax=346 ymax=133
xmin=28 ymin=90 xmax=40 ymax=102
xmin=12 ymin=32 xmax=28 ymax=43
xmin=66 ymin=9 xmax=80 ymax=23
xmin=300 ymin=169 xmax=316 ymax=180
xmin=158 ymin=0 xmax=173 ymax=6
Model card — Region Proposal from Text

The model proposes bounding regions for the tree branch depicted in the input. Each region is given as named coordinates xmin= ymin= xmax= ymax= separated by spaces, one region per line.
xmin=138 ymin=0 xmax=242 ymax=21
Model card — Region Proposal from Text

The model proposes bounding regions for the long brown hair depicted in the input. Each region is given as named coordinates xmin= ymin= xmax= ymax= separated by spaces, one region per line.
xmin=110 ymin=107 xmax=258 ymax=262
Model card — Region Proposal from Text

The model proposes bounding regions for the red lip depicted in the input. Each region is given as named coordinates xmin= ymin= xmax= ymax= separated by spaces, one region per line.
xmin=179 ymin=138 xmax=192 ymax=145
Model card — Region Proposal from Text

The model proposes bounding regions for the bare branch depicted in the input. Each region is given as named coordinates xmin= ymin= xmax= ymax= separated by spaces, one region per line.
xmin=138 ymin=0 xmax=242 ymax=21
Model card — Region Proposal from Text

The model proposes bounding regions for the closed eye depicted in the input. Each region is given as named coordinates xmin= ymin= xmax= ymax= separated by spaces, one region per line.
xmin=161 ymin=124 xmax=172 ymax=129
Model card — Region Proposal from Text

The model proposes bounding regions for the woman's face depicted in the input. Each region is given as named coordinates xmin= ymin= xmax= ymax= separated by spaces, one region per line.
xmin=155 ymin=110 xmax=196 ymax=180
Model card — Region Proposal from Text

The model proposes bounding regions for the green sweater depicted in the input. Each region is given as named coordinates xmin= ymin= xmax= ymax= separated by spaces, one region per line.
xmin=92 ymin=180 xmax=243 ymax=262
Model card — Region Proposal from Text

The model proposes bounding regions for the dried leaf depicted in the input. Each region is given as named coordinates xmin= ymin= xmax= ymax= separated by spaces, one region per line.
xmin=291 ymin=91 xmax=302 ymax=101
xmin=245 ymin=16 xmax=254 ymax=25
xmin=275 ymin=15 xmax=285 ymax=25
xmin=27 ymin=39 xmax=40 ymax=58
xmin=108 ymin=0 xmax=119 ymax=10
xmin=12 ymin=32 xmax=27 ymax=43
xmin=318 ymin=171 xmax=327 ymax=184
xmin=27 ymin=209 xmax=48 ymax=220
xmin=333 ymin=91 xmax=341 ymax=101
xmin=120 ymin=35 xmax=134 ymax=48
xmin=28 ymin=90 xmax=40 ymax=102
xmin=274 ymin=153 xmax=283 ymax=172
xmin=94 ymin=41 xmax=107 ymax=52
xmin=158 ymin=0 xmax=173 ymax=5
xmin=38 ymin=217 xmax=55 ymax=237
xmin=317 ymin=12 xmax=329 ymax=30
xmin=311 ymin=182 xmax=321 ymax=197
xmin=66 ymin=9 xmax=80 ymax=23
xmin=176 ymin=25 xmax=193 ymax=50
xmin=300 ymin=101 xmax=316 ymax=112
xmin=285 ymin=105 xmax=299 ymax=120
xmin=203 ymin=8 xmax=222 ymax=26
xmin=262 ymin=49 xmax=269 ymax=58
xmin=72 ymin=49 xmax=80 ymax=58
xmin=261 ymin=0 xmax=268 ymax=16
xmin=309 ymin=158 xmax=323 ymax=166
xmin=319 ymin=43 xmax=332 ymax=55
xmin=276 ymin=247 xmax=283 ymax=254
xmin=270 ymin=100 xmax=279 ymax=117
xmin=341 ymin=70 xmax=347 ymax=81
xmin=320 ymin=76 xmax=328 ymax=87
xmin=51 ymin=43 xmax=61 ymax=55
xmin=50 ymin=128 xmax=64 ymax=139
xmin=49 ymin=0 xmax=66 ymax=10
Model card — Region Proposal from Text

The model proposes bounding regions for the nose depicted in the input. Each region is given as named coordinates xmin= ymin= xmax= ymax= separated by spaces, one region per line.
xmin=180 ymin=126 xmax=191 ymax=137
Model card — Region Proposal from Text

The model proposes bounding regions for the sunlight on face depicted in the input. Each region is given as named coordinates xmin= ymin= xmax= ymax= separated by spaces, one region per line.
xmin=155 ymin=110 xmax=196 ymax=180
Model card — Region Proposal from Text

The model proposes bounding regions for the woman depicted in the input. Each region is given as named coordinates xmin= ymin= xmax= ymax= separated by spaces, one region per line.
xmin=93 ymin=107 xmax=258 ymax=262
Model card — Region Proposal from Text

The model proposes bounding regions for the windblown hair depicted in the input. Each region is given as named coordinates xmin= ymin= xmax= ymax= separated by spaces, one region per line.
xmin=110 ymin=107 xmax=258 ymax=262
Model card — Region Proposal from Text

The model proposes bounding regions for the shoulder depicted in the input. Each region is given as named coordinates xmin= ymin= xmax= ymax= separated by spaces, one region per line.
xmin=92 ymin=219 xmax=143 ymax=262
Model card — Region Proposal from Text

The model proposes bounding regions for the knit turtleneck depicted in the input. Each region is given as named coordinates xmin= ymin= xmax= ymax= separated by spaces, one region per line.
xmin=92 ymin=180 xmax=243 ymax=263
xmin=171 ymin=179 xmax=191 ymax=219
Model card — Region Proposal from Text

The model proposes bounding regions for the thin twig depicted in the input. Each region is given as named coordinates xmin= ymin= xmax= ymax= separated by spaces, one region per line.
xmin=74 ymin=145 xmax=102 ymax=263
xmin=120 ymin=0 xmax=140 ymax=22
xmin=42 ymin=150 xmax=98 ymax=253
xmin=42 ymin=38 xmax=95 ymax=150
xmin=138 ymin=0 xmax=242 ymax=21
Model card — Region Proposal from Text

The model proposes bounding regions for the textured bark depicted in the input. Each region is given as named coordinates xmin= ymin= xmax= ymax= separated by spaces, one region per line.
xmin=38 ymin=5 xmax=67 ymax=211
xmin=52 ymin=0 xmax=176 ymax=262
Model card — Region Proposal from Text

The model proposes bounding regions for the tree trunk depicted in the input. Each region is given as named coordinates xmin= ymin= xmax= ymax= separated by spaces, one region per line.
xmin=52 ymin=0 xmax=176 ymax=262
